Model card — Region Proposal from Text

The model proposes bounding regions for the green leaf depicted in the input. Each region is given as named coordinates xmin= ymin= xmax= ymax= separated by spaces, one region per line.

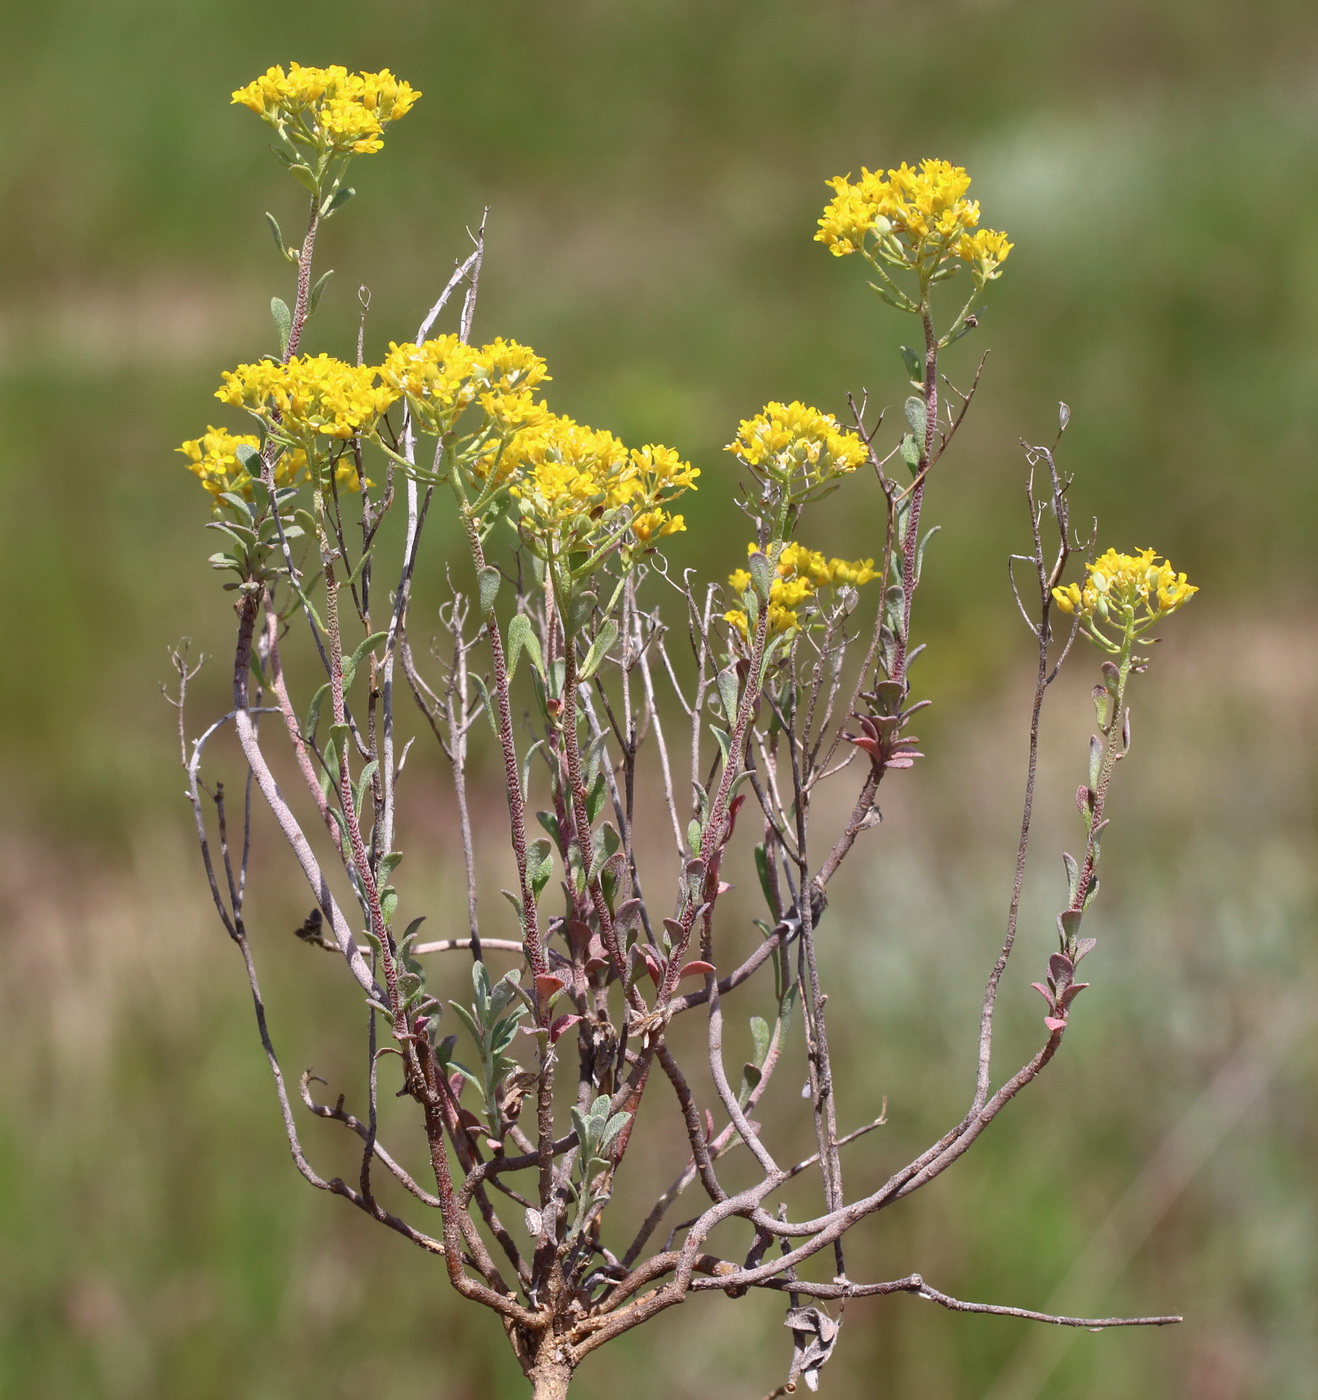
xmin=598 ymin=1111 xmax=629 ymax=1153
xmin=379 ymin=886 xmax=398 ymax=927
xmin=320 ymin=185 xmax=356 ymax=218
xmin=305 ymin=682 xmax=331 ymax=740
xmin=397 ymin=914 xmax=426 ymax=954
xmin=471 ymin=959 xmax=493 ymax=1012
xmin=288 ymin=163 xmax=320 ymax=195
xmin=478 ymin=565 xmax=501 ymax=617
xmin=500 ymin=888 xmax=526 ymax=928
xmin=750 ymin=1015 xmax=771 ymax=1066
xmin=506 ymin=613 xmax=544 ymax=682
xmin=945 ymin=306 xmax=983 ymax=345
xmin=328 ymin=722 xmax=351 ymax=764
xmin=586 ymin=771 xmax=608 ymax=824
xmin=264 ymin=211 xmax=288 ymax=257
xmin=900 ymin=344 xmax=923 ymax=384
xmin=914 ymin=524 xmax=940 ymax=584
xmin=710 ymin=725 xmax=731 ymax=768
xmin=341 ymin=630 xmax=389 ymax=693
xmin=900 ymin=433 xmax=922 ymax=472
xmin=738 ymin=1063 xmax=762 ymax=1109
xmin=716 ymin=664 xmax=740 ymax=724
xmin=567 ymin=590 xmax=597 ymax=636
xmin=747 ymin=549 xmax=774 ymax=605
xmin=353 ymin=759 xmax=379 ymax=814
xmin=470 ymin=674 xmax=497 ymax=732
xmin=318 ymin=738 xmax=339 ymax=800
xmin=578 ymin=618 xmax=619 ymax=681
xmin=1062 ymin=852 xmax=1080 ymax=904
xmin=234 ymin=442 xmax=264 ymax=475
xmin=450 ymin=1000 xmax=484 ymax=1047
xmin=754 ymin=843 xmax=774 ymax=908
xmin=206 ymin=522 xmax=258 ymax=550
xmin=904 ymin=395 xmax=927 ymax=441
xmin=271 ymin=297 xmax=292 ymax=357
xmin=583 ymin=730 xmax=609 ymax=788
xmin=527 ymin=838 xmax=554 ymax=900
xmin=589 ymin=824 xmax=619 ymax=884
xmin=307 ymin=269 xmax=334 ymax=318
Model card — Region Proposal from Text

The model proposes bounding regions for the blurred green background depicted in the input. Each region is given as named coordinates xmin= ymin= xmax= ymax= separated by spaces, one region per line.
xmin=2 ymin=1 xmax=1315 ymax=1396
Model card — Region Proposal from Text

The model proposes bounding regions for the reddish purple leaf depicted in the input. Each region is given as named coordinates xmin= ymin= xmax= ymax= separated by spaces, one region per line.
xmin=549 ymin=1014 xmax=583 ymax=1045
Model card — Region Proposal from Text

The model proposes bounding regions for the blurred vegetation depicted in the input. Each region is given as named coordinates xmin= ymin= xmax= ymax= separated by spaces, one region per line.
xmin=1 ymin=1 xmax=1315 ymax=1397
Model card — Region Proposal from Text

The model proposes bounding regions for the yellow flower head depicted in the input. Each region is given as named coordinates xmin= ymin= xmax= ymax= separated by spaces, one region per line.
xmin=177 ymin=426 xmax=294 ymax=498
xmin=381 ymin=336 xmax=482 ymax=434
xmin=216 ymin=354 xmax=399 ymax=446
xmin=231 ymin=63 xmax=420 ymax=157
xmin=467 ymin=395 xmax=552 ymax=487
xmin=630 ymin=508 xmax=685 ymax=544
xmin=507 ymin=415 xmax=632 ymax=537
xmin=1052 ymin=548 xmax=1197 ymax=649
xmin=471 ymin=338 xmax=552 ymax=396
xmin=724 ymin=540 xmax=879 ymax=638
xmin=176 ymin=427 xmax=357 ymax=500
xmin=504 ymin=418 xmax=697 ymax=557
xmin=816 ymin=158 xmax=1011 ymax=280
xmin=726 ymin=401 xmax=867 ymax=487
xmin=382 ymin=336 xmax=552 ymax=447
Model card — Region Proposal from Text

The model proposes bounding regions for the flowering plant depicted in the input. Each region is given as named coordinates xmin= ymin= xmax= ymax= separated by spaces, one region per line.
xmin=172 ymin=65 xmax=1192 ymax=1399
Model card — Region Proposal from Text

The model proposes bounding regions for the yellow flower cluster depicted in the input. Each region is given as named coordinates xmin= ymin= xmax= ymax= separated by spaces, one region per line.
xmin=508 ymin=418 xmax=698 ymax=553
xmin=179 ymin=426 xmax=285 ymax=497
xmin=726 ymin=402 xmax=868 ymax=486
xmin=177 ymin=426 xmax=367 ymax=498
xmin=725 ymin=541 xmax=879 ymax=637
xmin=816 ymin=159 xmax=1011 ymax=279
xmin=199 ymin=337 xmax=694 ymax=555
xmin=216 ymin=354 xmax=401 ymax=445
xmin=231 ymin=63 xmax=420 ymax=156
xmin=381 ymin=335 xmax=551 ymax=443
xmin=1053 ymin=548 xmax=1197 ymax=646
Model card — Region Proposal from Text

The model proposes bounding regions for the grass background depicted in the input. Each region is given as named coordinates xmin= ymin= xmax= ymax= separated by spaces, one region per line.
xmin=1 ymin=1 xmax=1315 ymax=1396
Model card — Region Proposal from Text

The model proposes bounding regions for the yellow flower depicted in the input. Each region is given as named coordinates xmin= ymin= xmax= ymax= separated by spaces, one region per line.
xmin=502 ymin=418 xmax=697 ymax=556
xmin=725 ymin=540 xmax=879 ymax=637
xmin=381 ymin=336 xmax=552 ymax=447
xmin=955 ymin=228 xmax=1013 ymax=282
xmin=471 ymin=338 xmax=551 ymax=396
xmin=723 ymin=602 xmax=802 ymax=637
xmin=1052 ymin=548 xmax=1197 ymax=646
xmin=216 ymin=354 xmax=399 ymax=445
xmin=507 ymin=415 xmax=631 ymax=536
xmin=816 ymin=158 xmax=1009 ymax=280
xmin=177 ymin=426 xmax=311 ymax=499
xmin=381 ymin=336 xmax=482 ymax=434
xmin=726 ymin=401 xmax=867 ymax=486
xmin=630 ymin=509 xmax=684 ymax=544
xmin=231 ymin=63 xmax=420 ymax=157
xmin=826 ymin=555 xmax=879 ymax=587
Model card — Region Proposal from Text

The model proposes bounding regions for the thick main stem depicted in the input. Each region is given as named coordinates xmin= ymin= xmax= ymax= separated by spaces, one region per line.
xmin=529 ymin=1358 xmax=573 ymax=1400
